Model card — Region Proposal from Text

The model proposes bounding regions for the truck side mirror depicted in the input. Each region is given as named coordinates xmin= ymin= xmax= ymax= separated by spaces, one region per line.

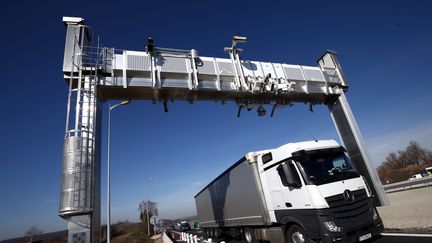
xmin=277 ymin=161 xmax=302 ymax=188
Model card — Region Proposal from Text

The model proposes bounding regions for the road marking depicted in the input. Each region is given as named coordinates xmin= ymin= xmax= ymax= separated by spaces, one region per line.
xmin=381 ymin=233 xmax=432 ymax=237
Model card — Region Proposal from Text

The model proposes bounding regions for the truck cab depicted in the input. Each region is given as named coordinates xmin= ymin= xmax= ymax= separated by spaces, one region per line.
xmin=254 ymin=140 xmax=383 ymax=243
xmin=195 ymin=140 xmax=383 ymax=243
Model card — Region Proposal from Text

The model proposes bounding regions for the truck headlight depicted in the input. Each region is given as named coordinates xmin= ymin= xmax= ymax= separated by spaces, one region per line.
xmin=324 ymin=221 xmax=342 ymax=232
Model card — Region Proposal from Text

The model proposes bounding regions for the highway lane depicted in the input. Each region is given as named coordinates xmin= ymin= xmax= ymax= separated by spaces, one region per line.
xmin=215 ymin=236 xmax=432 ymax=243
xmin=167 ymin=230 xmax=432 ymax=242
xmin=376 ymin=234 xmax=432 ymax=243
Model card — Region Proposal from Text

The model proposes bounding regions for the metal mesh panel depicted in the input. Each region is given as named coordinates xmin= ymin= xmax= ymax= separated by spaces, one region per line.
xmin=61 ymin=173 xmax=74 ymax=191
xmin=323 ymin=67 xmax=341 ymax=83
xmin=303 ymin=68 xmax=325 ymax=82
xmin=60 ymin=136 xmax=93 ymax=215
xmin=159 ymin=57 xmax=188 ymax=73
xmin=293 ymin=80 xmax=307 ymax=93
xmin=284 ymin=66 xmax=305 ymax=81
xmin=272 ymin=64 xmax=286 ymax=79
xmin=61 ymin=191 xmax=72 ymax=210
xmin=260 ymin=62 xmax=276 ymax=77
xmin=220 ymin=81 xmax=236 ymax=90
xmin=197 ymin=60 xmax=216 ymax=75
xmin=217 ymin=61 xmax=235 ymax=76
xmin=161 ymin=79 xmax=190 ymax=88
xmin=241 ymin=61 xmax=258 ymax=77
xmin=127 ymin=55 xmax=151 ymax=71
xmin=308 ymin=84 xmax=325 ymax=93
xmin=198 ymin=81 xmax=217 ymax=89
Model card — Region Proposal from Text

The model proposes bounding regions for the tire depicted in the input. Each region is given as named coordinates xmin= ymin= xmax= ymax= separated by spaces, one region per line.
xmin=286 ymin=224 xmax=309 ymax=243
xmin=214 ymin=228 xmax=222 ymax=239
xmin=243 ymin=227 xmax=257 ymax=243
xmin=229 ymin=227 xmax=242 ymax=240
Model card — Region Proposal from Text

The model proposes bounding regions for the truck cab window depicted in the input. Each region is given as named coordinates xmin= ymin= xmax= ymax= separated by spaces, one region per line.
xmin=277 ymin=164 xmax=289 ymax=186
xmin=296 ymin=150 xmax=359 ymax=185
xmin=277 ymin=162 xmax=301 ymax=187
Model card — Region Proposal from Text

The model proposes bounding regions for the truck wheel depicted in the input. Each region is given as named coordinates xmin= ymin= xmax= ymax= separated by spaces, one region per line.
xmin=243 ymin=227 xmax=257 ymax=243
xmin=286 ymin=224 xmax=309 ymax=243
xmin=214 ymin=228 xmax=222 ymax=238
xmin=230 ymin=227 xmax=242 ymax=239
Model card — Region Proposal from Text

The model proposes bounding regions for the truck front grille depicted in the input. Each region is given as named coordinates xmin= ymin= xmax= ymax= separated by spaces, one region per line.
xmin=325 ymin=189 xmax=370 ymax=220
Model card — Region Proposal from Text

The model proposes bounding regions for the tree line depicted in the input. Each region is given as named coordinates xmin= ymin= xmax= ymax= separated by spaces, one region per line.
xmin=377 ymin=141 xmax=432 ymax=184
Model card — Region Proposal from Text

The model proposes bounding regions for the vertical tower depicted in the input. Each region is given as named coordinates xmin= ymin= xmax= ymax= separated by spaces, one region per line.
xmin=60 ymin=17 xmax=101 ymax=243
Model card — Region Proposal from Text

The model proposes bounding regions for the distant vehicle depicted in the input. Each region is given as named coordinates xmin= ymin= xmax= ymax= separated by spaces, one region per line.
xmin=425 ymin=167 xmax=432 ymax=176
xmin=409 ymin=174 xmax=423 ymax=180
xmin=195 ymin=140 xmax=383 ymax=243
xmin=180 ymin=221 xmax=191 ymax=231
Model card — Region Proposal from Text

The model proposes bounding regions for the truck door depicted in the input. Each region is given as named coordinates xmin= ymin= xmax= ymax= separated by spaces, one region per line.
xmin=277 ymin=161 xmax=312 ymax=210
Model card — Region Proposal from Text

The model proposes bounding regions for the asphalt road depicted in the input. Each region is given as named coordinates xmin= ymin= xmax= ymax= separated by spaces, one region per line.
xmin=375 ymin=235 xmax=432 ymax=243
xmin=167 ymin=230 xmax=432 ymax=243
xmin=213 ymin=236 xmax=432 ymax=243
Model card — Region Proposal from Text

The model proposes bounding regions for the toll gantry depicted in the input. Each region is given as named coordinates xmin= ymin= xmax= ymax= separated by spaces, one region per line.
xmin=59 ymin=16 xmax=387 ymax=242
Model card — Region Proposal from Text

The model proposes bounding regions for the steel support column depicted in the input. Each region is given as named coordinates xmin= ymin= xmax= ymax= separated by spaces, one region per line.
xmin=328 ymin=93 xmax=388 ymax=206
xmin=318 ymin=51 xmax=389 ymax=206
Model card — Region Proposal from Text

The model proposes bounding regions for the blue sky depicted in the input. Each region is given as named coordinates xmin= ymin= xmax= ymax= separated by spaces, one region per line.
xmin=0 ymin=0 xmax=431 ymax=240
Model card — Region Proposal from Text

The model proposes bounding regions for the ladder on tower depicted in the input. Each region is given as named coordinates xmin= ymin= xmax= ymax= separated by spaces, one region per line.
xmin=60 ymin=24 xmax=100 ymax=218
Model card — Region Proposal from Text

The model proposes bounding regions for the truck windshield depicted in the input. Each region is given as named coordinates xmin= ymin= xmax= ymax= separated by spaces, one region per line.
xmin=295 ymin=150 xmax=359 ymax=185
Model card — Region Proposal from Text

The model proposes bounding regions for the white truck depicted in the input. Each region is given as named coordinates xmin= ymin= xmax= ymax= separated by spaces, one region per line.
xmin=194 ymin=140 xmax=383 ymax=243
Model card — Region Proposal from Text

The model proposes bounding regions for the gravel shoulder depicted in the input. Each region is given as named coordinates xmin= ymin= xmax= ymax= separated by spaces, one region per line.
xmin=377 ymin=186 xmax=432 ymax=233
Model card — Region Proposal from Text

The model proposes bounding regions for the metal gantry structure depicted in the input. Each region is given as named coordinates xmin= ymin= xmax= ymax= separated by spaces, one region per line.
xmin=59 ymin=16 xmax=388 ymax=242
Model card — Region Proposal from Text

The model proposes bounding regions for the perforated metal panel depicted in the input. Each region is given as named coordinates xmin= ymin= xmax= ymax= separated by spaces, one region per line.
xmin=197 ymin=60 xmax=216 ymax=75
xmin=217 ymin=61 xmax=235 ymax=76
xmin=159 ymin=56 xmax=188 ymax=73
xmin=161 ymin=79 xmax=190 ymax=88
xmin=60 ymin=136 xmax=93 ymax=214
xmin=127 ymin=55 xmax=151 ymax=71
xmin=272 ymin=64 xmax=286 ymax=79
xmin=198 ymin=81 xmax=218 ymax=89
xmin=260 ymin=62 xmax=276 ymax=77
xmin=303 ymin=68 xmax=325 ymax=82
xmin=283 ymin=65 xmax=306 ymax=81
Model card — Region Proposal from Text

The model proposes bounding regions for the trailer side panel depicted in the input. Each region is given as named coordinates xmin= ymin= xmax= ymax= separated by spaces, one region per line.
xmin=195 ymin=159 xmax=266 ymax=227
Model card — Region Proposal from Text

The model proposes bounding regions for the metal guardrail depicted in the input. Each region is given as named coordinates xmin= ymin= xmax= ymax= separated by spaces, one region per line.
xmin=383 ymin=176 xmax=432 ymax=192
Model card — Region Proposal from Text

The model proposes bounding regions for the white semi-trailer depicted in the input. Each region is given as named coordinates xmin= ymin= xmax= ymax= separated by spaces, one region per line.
xmin=194 ymin=140 xmax=383 ymax=243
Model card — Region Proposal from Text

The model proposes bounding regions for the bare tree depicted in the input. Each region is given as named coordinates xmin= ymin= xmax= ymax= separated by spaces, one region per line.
xmin=377 ymin=141 xmax=432 ymax=183
xmin=25 ymin=226 xmax=43 ymax=242
xmin=138 ymin=200 xmax=158 ymax=235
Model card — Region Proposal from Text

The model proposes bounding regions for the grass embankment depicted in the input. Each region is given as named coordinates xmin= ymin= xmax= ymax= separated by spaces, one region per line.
xmin=102 ymin=221 xmax=158 ymax=243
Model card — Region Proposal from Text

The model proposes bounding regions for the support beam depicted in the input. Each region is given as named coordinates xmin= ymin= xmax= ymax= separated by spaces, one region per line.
xmin=329 ymin=93 xmax=388 ymax=206
xmin=318 ymin=51 xmax=388 ymax=206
